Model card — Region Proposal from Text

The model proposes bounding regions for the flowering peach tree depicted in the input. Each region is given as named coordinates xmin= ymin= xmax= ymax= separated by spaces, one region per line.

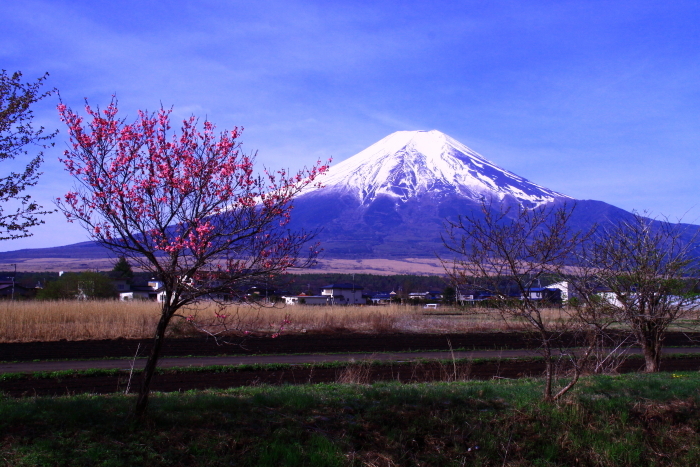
xmin=57 ymin=97 xmax=328 ymax=416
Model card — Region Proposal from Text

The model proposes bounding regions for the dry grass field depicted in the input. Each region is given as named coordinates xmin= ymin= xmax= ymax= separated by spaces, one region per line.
xmin=0 ymin=300 xmax=161 ymax=342
xmin=0 ymin=300 xmax=568 ymax=343
xmin=2 ymin=300 xmax=698 ymax=343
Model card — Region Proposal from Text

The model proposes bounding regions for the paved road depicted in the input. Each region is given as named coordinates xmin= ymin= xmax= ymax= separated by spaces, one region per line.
xmin=3 ymin=347 xmax=700 ymax=374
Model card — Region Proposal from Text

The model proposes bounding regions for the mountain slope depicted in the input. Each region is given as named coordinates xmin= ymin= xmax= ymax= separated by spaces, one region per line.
xmin=288 ymin=130 xmax=568 ymax=257
xmin=287 ymin=130 xmax=698 ymax=258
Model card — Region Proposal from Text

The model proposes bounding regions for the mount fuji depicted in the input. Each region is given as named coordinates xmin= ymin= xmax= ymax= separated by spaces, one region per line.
xmin=300 ymin=130 xmax=569 ymax=208
xmin=286 ymin=130 xmax=637 ymax=257
xmin=0 ymin=129 xmax=696 ymax=266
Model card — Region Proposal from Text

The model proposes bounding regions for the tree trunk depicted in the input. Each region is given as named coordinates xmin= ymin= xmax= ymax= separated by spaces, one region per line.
xmin=133 ymin=309 xmax=172 ymax=418
xmin=636 ymin=326 xmax=662 ymax=373
xmin=541 ymin=333 xmax=553 ymax=402
xmin=642 ymin=340 xmax=661 ymax=372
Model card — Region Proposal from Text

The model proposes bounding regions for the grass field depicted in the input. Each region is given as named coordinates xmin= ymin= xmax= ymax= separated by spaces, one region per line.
xmin=2 ymin=372 xmax=700 ymax=466
xmin=0 ymin=300 xmax=568 ymax=343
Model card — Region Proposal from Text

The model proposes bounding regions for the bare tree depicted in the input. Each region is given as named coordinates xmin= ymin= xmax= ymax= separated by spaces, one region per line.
xmin=57 ymin=98 xmax=328 ymax=417
xmin=0 ymin=70 xmax=56 ymax=239
xmin=582 ymin=212 xmax=699 ymax=372
xmin=441 ymin=199 xmax=611 ymax=401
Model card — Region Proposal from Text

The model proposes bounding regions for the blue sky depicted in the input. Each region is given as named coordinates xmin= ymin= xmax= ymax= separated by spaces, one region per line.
xmin=1 ymin=0 xmax=698 ymax=251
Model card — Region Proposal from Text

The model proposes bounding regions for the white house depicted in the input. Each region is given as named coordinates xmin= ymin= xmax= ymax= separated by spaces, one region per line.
xmin=119 ymin=279 xmax=166 ymax=302
xmin=370 ymin=292 xmax=392 ymax=305
xmin=547 ymin=281 xmax=572 ymax=304
xmin=522 ymin=287 xmax=561 ymax=302
xmin=282 ymin=283 xmax=365 ymax=306
xmin=456 ymin=289 xmax=495 ymax=303
xmin=283 ymin=294 xmax=331 ymax=306
xmin=321 ymin=283 xmax=364 ymax=305
xmin=408 ymin=291 xmax=443 ymax=301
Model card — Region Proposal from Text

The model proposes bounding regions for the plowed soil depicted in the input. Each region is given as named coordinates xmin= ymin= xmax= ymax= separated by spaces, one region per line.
xmin=4 ymin=331 xmax=700 ymax=361
xmin=2 ymin=332 xmax=700 ymax=397
xmin=3 ymin=355 xmax=700 ymax=398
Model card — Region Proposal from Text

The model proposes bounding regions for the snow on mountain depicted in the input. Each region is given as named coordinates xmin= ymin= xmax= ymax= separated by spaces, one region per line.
xmin=302 ymin=130 xmax=570 ymax=207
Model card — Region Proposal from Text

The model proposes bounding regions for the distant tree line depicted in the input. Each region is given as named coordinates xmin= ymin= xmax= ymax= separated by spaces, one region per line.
xmin=0 ymin=270 xmax=458 ymax=301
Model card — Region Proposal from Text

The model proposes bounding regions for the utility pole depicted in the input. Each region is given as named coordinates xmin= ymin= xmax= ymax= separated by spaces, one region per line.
xmin=11 ymin=264 xmax=16 ymax=301
xmin=352 ymin=273 xmax=355 ymax=305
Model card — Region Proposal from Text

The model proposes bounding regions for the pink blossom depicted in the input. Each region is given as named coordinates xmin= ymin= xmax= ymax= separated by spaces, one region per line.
xmin=55 ymin=96 xmax=329 ymax=380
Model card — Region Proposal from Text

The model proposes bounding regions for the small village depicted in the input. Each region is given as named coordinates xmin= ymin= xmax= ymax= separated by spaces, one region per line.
xmin=2 ymin=270 xmax=628 ymax=309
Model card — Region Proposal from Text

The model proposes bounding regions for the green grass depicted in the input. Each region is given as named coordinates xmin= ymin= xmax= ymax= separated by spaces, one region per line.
xmin=4 ymin=351 xmax=698 ymax=382
xmin=0 ymin=356 xmax=544 ymax=381
xmin=2 ymin=373 xmax=700 ymax=466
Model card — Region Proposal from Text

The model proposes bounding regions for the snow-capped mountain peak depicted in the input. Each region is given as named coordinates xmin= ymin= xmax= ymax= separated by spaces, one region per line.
xmin=304 ymin=130 xmax=569 ymax=207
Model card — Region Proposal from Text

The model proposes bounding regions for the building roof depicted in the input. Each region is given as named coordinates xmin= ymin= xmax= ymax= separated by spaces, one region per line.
xmin=0 ymin=283 xmax=33 ymax=291
xmin=371 ymin=293 xmax=392 ymax=299
xmin=128 ymin=285 xmax=161 ymax=293
xmin=285 ymin=295 xmax=328 ymax=299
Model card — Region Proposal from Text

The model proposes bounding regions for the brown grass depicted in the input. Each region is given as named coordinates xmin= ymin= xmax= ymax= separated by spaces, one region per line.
xmin=0 ymin=300 xmax=593 ymax=343
xmin=0 ymin=300 xmax=161 ymax=342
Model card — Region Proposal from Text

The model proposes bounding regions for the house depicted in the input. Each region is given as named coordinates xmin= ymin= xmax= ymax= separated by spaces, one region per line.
xmin=283 ymin=283 xmax=366 ymax=306
xmin=408 ymin=291 xmax=443 ymax=301
xmin=546 ymin=281 xmax=572 ymax=304
xmin=592 ymin=287 xmax=696 ymax=311
xmin=321 ymin=283 xmax=364 ymax=305
xmin=283 ymin=294 xmax=332 ymax=306
xmin=0 ymin=279 xmax=38 ymax=299
xmin=369 ymin=292 xmax=392 ymax=305
xmin=546 ymin=281 xmax=631 ymax=307
xmin=522 ymin=287 xmax=562 ymax=304
xmin=456 ymin=289 xmax=493 ymax=303
xmin=182 ymin=275 xmax=229 ymax=302
xmin=112 ymin=279 xmax=130 ymax=293
xmin=595 ymin=287 xmax=642 ymax=309
xmin=457 ymin=290 xmax=476 ymax=302
xmin=119 ymin=279 xmax=166 ymax=302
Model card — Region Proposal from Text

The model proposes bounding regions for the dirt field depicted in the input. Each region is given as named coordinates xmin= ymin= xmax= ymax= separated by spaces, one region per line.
xmin=0 ymin=332 xmax=534 ymax=361
xmin=3 ymin=355 xmax=700 ymax=398
xmin=3 ymin=332 xmax=700 ymax=397
xmin=8 ymin=331 xmax=700 ymax=361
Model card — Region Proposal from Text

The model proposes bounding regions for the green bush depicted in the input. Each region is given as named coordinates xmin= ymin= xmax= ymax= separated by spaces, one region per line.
xmin=37 ymin=272 xmax=117 ymax=300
